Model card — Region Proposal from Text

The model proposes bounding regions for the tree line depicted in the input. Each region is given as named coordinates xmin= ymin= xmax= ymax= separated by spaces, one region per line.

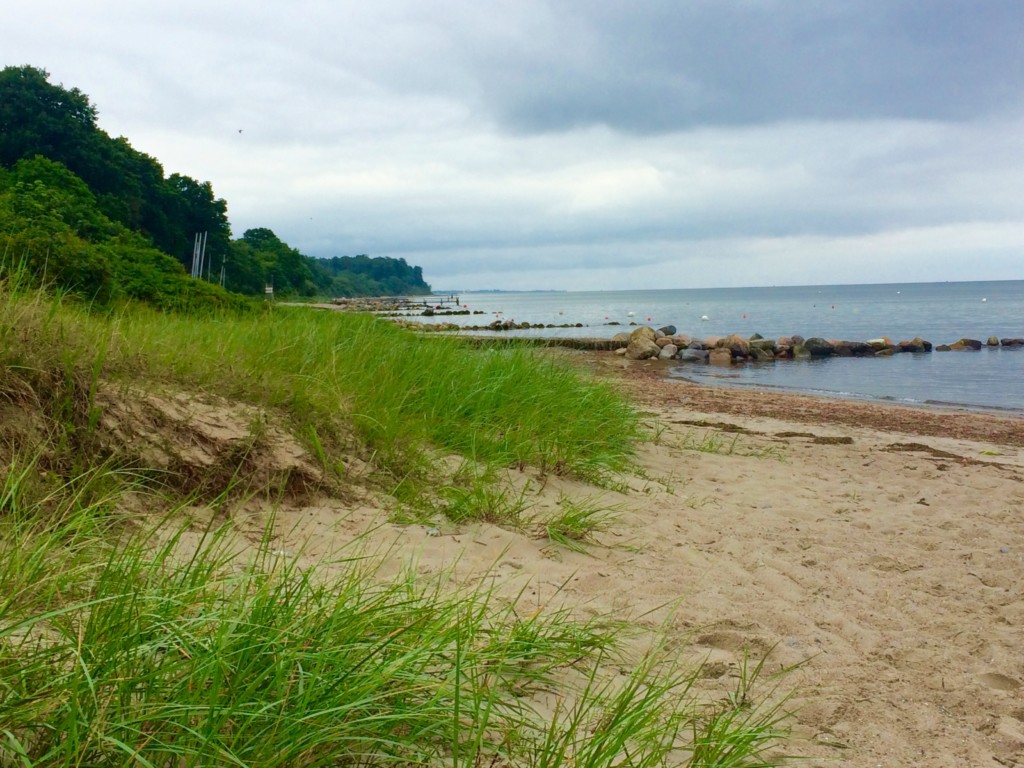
xmin=0 ymin=65 xmax=432 ymax=308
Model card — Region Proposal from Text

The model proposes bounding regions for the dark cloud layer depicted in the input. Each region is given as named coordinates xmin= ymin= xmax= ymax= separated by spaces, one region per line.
xmin=456 ymin=1 xmax=1024 ymax=134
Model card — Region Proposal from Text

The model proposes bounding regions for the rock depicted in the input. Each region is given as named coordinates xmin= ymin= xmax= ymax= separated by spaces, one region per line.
xmin=749 ymin=338 xmax=777 ymax=353
xmin=653 ymin=329 xmax=665 ymax=340
xmin=866 ymin=337 xmax=893 ymax=349
xmin=935 ymin=344 xmax=952 ymax=351
xmin=1000 ymin=338 xmax=1024 ymax=347
xmin=719 ymin=334 xmax=750 ymax=356
xmin=749 ymin=346 xmax=775 ymax=362
xmin=803 ymin=337 xmax=834 ymax=357
xmin=949 ymin=338 xmax=982 ymax=351
xmin=678 ymin=348 xmax=709 ymax=363
xmin=709 ymin=348 xmax=733 ymax=366
xmin=703 ymin=335 xmax=722 ymax=348
xmin=844 ymin=341 xmax=877 ymax=356
xmin=611 ymin=332 xmax=631 ymax=344
xmin=658 ymin=344 xmax=679 ymax=360
xmin=657 ymin=325 xmax=677 ymax=336
xmin=897 ymin=337 xmax=932 ymax=353
xmin=987 ymin=336 xmax=1000 ymax=346
xmin=625 ymin=327 xmax=661 ymax=359
xmin=875 ymin=347 xmax=895 ymax=357
xmin=792 ymin=344 xmax=811 ymax=360
xmin=749 ymin=332 xmax=764 ymax=341
xmin=655 ymin=336 xmax=675 ymax=347
xmin=671 ymin=334 xmax=691 ymax=347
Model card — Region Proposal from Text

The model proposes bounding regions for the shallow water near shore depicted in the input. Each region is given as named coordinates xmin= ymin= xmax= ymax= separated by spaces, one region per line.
xmin=421 ymin=280 xmax=1024 ymax=411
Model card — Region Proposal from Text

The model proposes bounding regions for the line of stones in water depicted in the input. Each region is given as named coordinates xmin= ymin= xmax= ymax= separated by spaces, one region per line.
xmin=612 ymin=326 xmax=1024 ymax=364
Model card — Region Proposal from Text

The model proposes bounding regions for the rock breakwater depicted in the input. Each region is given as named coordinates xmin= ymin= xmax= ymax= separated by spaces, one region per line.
xmin=612 ymin=327 xmax=1023 ymax=363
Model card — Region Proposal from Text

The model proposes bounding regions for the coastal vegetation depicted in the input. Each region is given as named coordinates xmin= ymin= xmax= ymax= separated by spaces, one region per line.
xmin=0 ymin=63 xmax=792 ymax=765
xmin=0 ymin=272 xmax=792 ymax=766
xmin=0 ymin=65 xmax=431 ymax=306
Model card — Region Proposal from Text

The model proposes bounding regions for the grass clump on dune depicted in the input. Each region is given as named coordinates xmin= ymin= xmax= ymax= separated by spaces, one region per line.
xmin=0 ymin=274 xmax=641 ymax=503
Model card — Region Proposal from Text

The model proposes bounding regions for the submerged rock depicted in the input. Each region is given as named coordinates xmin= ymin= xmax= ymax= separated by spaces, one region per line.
xmin=678 ymin=348 xmax=709 ymax=363
xmin=709 ymin=348 xmax=733 ymax=366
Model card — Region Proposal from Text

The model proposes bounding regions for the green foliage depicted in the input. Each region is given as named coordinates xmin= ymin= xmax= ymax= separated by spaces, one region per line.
xmin=0 ymin=66 xmax=232 ymax=265
xmin=544 ymin=494 xmax=621 ymax=553
xmin=312 ymin=253 xmax=432 ymax=297
xmin=0 ymin=461 xmax=792 ymax=768
xmin=0 ymin=160 xmax=254 ymax=311
xmin=0 ymin=65 xmax=433 ymax=305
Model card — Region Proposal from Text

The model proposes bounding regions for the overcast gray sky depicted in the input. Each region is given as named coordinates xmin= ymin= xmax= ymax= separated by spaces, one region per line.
xmin=6 ymin=1 xmax=1024 ymax=290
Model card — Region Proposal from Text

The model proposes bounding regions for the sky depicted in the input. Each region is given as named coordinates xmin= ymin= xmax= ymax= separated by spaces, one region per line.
xmin=5 ymin=1 xmax=1024 ymax=291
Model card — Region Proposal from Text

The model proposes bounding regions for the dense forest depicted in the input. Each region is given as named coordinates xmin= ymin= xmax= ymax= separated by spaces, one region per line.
xmin=0 ymin=65 xmax=431 ymax=308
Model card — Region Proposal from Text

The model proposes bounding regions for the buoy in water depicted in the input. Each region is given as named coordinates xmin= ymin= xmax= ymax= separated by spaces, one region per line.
xmin=701 ymin=315 xmax=709 ymax=321
xmin=646 ymin=317 xmax=652 ymax=322
xmin=627 ymin=311 xmax=635 ymax=317
xmin=742 ymin=313 xmax=746 ymax=319
xmin=982 ymin=298 xmax=987 ymax=302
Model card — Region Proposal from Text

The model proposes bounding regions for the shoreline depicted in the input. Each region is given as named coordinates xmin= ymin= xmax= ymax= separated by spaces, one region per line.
xmin=596 ymin=353 xmax=1024 ymax=447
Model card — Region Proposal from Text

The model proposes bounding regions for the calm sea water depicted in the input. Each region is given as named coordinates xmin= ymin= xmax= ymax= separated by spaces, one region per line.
xmin=418 ymin=281 xmax=1024 ymax=412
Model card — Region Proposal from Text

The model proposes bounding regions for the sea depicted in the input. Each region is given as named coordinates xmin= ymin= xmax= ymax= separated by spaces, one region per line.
xmin=414 ymin=280 xmax=1024 ymax=413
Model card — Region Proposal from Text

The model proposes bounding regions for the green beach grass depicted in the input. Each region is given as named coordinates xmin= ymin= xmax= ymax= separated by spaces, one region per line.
xmin=0 ymin=275 xmax=792 ymax=766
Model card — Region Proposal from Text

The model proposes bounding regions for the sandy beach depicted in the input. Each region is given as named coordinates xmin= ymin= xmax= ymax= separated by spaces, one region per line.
xmin=231 ymin=353 xmax=1024 ymax=767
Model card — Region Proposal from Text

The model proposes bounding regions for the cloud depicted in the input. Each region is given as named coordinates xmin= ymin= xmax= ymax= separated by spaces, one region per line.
xmin=3 ymin=0 xmax=1023 ymax=289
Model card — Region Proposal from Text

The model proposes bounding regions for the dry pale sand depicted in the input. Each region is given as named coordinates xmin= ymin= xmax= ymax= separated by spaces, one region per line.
xmin=231 ymin=355 xmax=1024 ymax=767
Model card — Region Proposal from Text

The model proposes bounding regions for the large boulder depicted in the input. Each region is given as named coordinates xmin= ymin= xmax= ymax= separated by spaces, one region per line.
xmin=898 ymin=337 xmax=933 ymax=353
xmin=987 ymin=336 xmax=1000 ymax=347
xmin=749 ymin=346 xmax=775 ymax=362
xmin=803 ymin=337 xmax=834 ymax=357
xmin=658 ymin=344 xmax=679 ymax=360
xmin=625 ymin=327 xmax=661 ymax=359
xmin=749 ymin=338 xmax=777 ymax=354
xmin=657 ymin=325 xmax=677 ymax=336
xmin=611 ymin=332 xmax=631 ymax=344
xmin=718 ymin=334 xmax=750 ymax=357
xmin=1001 ymin=338 xmax=1024 ymax=347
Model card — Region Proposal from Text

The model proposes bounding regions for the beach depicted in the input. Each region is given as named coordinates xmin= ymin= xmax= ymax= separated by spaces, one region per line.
xmin=252 ymin=351 xmax=1024 ymax=767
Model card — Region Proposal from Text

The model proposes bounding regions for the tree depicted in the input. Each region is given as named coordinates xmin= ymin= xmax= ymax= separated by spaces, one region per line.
xmin=0 ymin=66 xmax=98 ymax=172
